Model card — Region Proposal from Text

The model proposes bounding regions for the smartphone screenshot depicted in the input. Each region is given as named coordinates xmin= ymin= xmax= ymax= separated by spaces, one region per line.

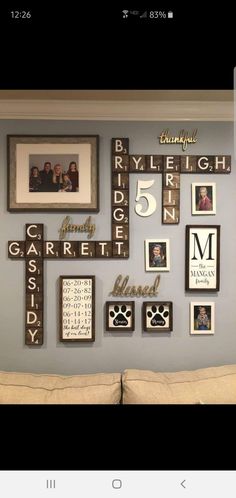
xmin=0 ymin=2 xmax=236 ymax=491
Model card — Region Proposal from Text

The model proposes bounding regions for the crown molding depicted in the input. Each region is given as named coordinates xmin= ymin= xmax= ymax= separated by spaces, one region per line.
xmin=0 ymin=99 xmax=233 ymax=121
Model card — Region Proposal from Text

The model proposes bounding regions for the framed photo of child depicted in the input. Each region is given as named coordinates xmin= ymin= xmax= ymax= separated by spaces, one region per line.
xmin=192 ymin=182 xmax=216 ymax=215
xmin=190 ymin=302 xmax=215 ymax=335
xmin=8 ymin=135 xmax=99 ymax=212
xmin=145 ymin=239 xmax=170 ymax=272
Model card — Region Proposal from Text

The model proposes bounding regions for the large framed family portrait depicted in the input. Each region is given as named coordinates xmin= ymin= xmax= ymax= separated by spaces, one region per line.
xmin=7 ymin=135 xmax=99 ymax=211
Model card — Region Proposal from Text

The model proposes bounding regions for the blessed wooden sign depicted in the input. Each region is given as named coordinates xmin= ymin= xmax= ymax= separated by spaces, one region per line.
xmin=109 ymin=274 xmax=161 ymax=297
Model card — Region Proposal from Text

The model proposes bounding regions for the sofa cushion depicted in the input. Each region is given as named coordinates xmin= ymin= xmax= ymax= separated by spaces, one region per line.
xmin=0 ymin=371 xmax=121 ymax=404
xmin=122 ymin=365 xmax=236 ymax=404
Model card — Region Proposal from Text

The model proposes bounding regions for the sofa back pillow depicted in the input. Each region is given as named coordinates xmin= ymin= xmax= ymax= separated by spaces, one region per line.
xmin=0 ymin=371 xmax=121 ymax=404
xmin=122 ymin=365 xmax=236 ymax=404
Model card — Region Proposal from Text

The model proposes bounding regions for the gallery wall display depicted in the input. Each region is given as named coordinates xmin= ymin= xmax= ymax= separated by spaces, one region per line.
xmin=143 ymin=302 xmax=173 ymax=332
xmin=8 ymin=135 xmax=99 ymax=212
xmin=185 ymin=225 xmax=220 ymax=291
xmin=7 ymin=137 xmax=231 ymax=344
xmin=106 ymin=301 xmax=135 ymax=331
xmin=190 ymin=302 xmax=215 ymax=335
xmin=60 ymin=276 xmax=95 ymax=342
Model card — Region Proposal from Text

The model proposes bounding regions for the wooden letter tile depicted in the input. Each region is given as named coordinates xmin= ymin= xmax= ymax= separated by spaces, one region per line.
xmin=214 ymin=155 xmax=231 ymax=173
xmin=8 ymin=241 xmax=25 ymax=259
xmin=112 ymin=138 xmax=129 ymax=155
xmin=25 ymin=241 xmax=43 ymax=258
xmin=113 ymin=189 xmax=129 ymax=206
xmin=163 ymin=189 xmax=180 ymax=206
xmin=78 ymin=242 xmax=96 ymax=257
xmin=162 ymin=206 xmax=180 ymax=224
xmin=112 ymin=155 xmax=129 ymax=171
xmin=180 ymin=155 xmax=197 ymax=173
xmin=61 ymin=241 xmax=79 ymax=258
xmin=163 ymin=173 xmax=180 ymax=189
xmin=25 ymin=328 xmax=43 ymax=345
xmin=26 ymin=258 xmax=43 ymax=276
xmin=43 ymin=241 xmax=61 ymax=258
xmin=95 ymin=242 xmax=113 ymax=258
xmin=164 ymin=156 xmax=180 ymax=172
xmin=197 ymin=156 xmax=214 ymax=173
xmin=112 ymin=224 xmax=129 ymax=241
xmin=26 ymin=275 xmax=43 ymax=294
xmin=129 ymin=155 xmax=146 ymax=172
xmin=26 ymin=293 xmax=43 ymax=310
xmin=112 ymin=241 xmax=129 ymax=258
xmin=26 ymin=310 xmax=43 ymax=328
xmin=146 ymin=155 xmax=163 ymax=172
xmin=112 ymin=173 xmax=129 ymax=189
xmin=25 ymin=224 xmax=44 ymax=240
xmin=112 ymin=206 xmax=129 ymax=224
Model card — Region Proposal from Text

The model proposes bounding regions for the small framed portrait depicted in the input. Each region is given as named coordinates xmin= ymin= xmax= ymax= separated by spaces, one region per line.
xmin=106 ymin=301 xmax=135 ymax=331
xmin=143 ymin=302 xmax=173 ymax=332
xmin=190 ymin=302 xmax=215 ymax=335
xmin=8 ymin=135 xmax=99 ymax=212
xmin=192 ymin=183 xmax=216 ymax=215
xmin=145 ymin=239 xmax=170 ymax=271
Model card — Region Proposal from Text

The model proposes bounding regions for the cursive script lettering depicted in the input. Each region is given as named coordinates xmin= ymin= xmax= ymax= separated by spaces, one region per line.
xmin=158 ymin=129 xmax=198 ymax=151
xmin=59 ymin=216 xmax=96 ymax=240
xmin=109 ymin=274 xmax=161 ymax=297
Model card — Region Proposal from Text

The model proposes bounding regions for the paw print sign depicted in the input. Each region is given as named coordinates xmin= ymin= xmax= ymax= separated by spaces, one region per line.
xmin=143 ymin=302 xmax=173 ymax=332
xmin=106 ymin=301 xmax=135 ymax=331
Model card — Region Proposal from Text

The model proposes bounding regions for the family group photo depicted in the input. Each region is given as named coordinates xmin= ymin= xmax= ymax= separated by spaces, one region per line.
xmin=29 ymin=154 xmax=79 ymax=193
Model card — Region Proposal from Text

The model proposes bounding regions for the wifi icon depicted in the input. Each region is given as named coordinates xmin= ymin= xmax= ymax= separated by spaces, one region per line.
xmin=122 ymin=10 xmax=129 ymax=18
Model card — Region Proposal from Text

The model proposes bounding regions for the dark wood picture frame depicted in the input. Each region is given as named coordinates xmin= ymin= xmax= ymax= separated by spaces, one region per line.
xmin=106 ymin=301 xmax=135 ymax=331
xmin=142 ymin=301 xmax=173 ymax=332
xmin=185 ymin=225 xmax=220 ymax=291
xmin=60 ymin=275 xmax=95 ymax=342
xmin=8 ymin=135 xmax=99 ymax=212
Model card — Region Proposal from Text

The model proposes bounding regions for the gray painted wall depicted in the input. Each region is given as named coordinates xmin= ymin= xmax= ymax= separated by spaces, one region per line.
xmin=0 ymin=120 xmax=235 ymax=374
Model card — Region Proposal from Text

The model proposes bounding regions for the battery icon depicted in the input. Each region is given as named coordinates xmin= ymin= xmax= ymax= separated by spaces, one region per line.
xmin=168 ymin=11 xmax=173 ymax=18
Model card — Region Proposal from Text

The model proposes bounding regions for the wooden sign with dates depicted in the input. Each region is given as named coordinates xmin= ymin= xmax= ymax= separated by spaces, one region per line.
xmin=60 ymin=276 xmax=95 ymax=342
xmin=8 ymin=138 xmax=231 ymax=345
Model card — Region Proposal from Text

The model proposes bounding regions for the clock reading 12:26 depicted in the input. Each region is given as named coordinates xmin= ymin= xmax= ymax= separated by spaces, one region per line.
xmin=10 ymin=10 xmax=32 ymax=19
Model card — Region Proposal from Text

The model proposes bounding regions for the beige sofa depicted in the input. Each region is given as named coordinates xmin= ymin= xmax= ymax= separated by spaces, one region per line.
xmin=1 ymin=364 xmax=236 ymax=404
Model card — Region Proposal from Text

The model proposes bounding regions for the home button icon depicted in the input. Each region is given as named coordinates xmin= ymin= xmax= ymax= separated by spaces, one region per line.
xmin=112 ymin=479 xmax=122 ymax=489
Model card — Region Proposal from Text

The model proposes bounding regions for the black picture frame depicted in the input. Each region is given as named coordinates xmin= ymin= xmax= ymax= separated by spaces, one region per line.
xmin=185 ymin=225 xmax=220 ymax=291
xmin=142 ymin=301 xmax=173 ymax=332
xmin=106 ymin=301 xmax=135 ymax=332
